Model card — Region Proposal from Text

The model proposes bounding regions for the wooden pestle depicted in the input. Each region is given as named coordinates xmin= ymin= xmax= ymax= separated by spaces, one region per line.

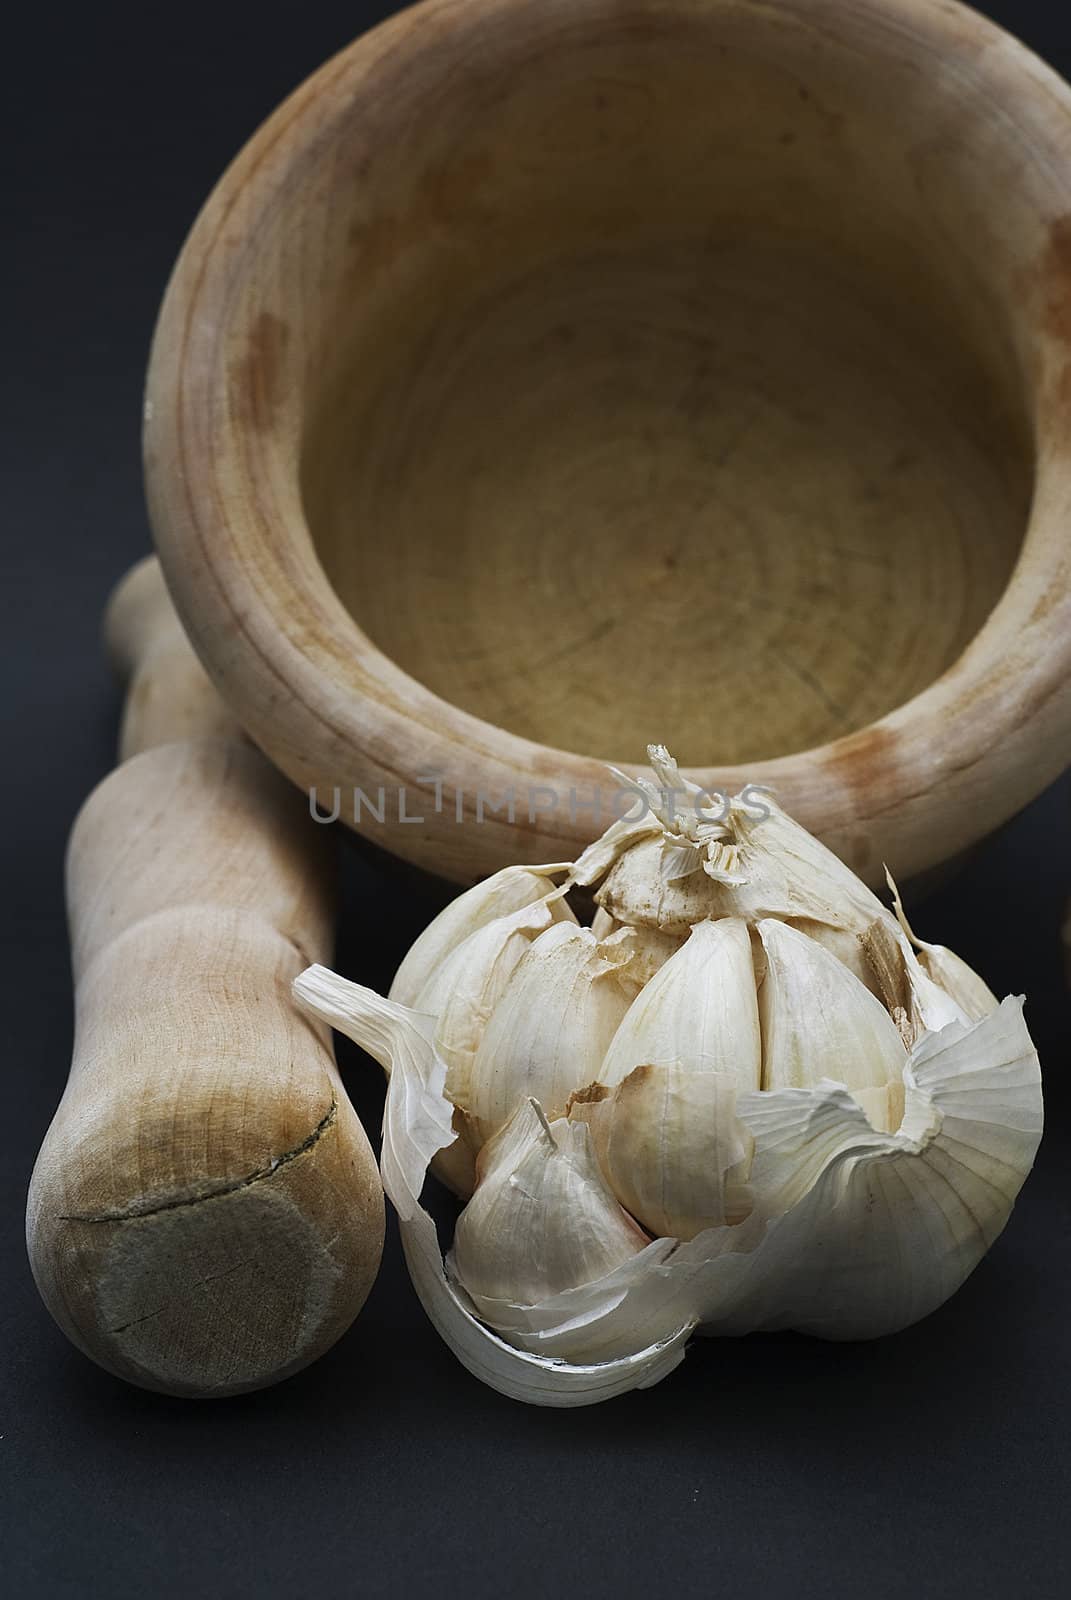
xmin=26 ymin=557 xmax=384 ymax=1397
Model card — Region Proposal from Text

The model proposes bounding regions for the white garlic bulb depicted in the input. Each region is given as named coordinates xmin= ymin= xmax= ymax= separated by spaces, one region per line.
xmin=293 ymin=746 xmax=1042 ymax=1407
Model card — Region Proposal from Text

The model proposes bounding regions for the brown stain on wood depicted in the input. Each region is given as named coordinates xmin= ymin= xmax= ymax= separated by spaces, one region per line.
xmin=232 ymin=311 xmax=290 ymax=432
xmin=1030 ymin=584 xmax=1064 ymax=624
xmin=1042 ymin=214 xmax=1071 ymax=345
xmin=822 ymin=725 xmax=904 ymax=808
xmin=1010 ymin=215 xmax=1071 ymax=443
xmin=347 ymin=148 xmax=498 ymax=278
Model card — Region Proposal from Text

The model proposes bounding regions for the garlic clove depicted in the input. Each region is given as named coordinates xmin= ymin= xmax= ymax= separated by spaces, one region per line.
xmin=725 ymin=791 xmax=890 ymax=934
xmin=414 ymin=899 xmax=555 ymax=1112
xmin=293 ymin=964 xmax=692 ymax=1402
xmin=594 ymin=832 xmax=721 ymax=937
xmin=886 ymin=870 xmax=998 ymax=1021
xmin=757 ymin=918 xmax=907 ymax=1128
xmin=783 ymin=916 xmax=886 ymax=997
xmin=570 ymin=807 xmax=663 ymax=890
xmin=573 ymin=918 xmax=760 ymax=1236
xmin=389 ymin=863 xmax=574 ymax=1007
xmin=594 ymin=921 xmax=684 ymax=998
xmin=571 ymin=1064 xmax=752 ymax=1239
xmin=599 ymin=918 xmax=761 ymax=1093
xmin=449 ymin=1099 xmax=649 ymax=1311
xmin=466 ymin=922 xmax=634 ymax=1144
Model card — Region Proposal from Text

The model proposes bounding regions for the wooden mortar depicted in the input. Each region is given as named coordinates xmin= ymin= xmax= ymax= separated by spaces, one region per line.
xmin=26 ymin=558 xmax=384 ymax=1397
xmin=146 ymin=0 xmax=1071 ymax=887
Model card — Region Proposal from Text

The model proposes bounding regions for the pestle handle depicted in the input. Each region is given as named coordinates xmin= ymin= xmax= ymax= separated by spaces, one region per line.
xmin=105 ymin=554 xmax=239 ymax=757
xmin=26 ymin=559 xmax=384 ymax=1397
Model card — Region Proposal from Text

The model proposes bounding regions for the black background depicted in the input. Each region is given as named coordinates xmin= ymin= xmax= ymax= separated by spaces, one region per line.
xmin=4 ymin=2 xmax=1071 ymax=1595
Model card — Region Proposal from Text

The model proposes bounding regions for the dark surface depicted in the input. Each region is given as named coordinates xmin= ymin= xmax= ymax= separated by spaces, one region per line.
xmin=4 ymin=2 xmax=1071 ymax=1595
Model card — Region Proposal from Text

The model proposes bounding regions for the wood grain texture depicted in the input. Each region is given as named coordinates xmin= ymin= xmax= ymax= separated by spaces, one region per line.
xmin=105 ymin=556 xmax=238 ymax=758
xmin=26 ymin=558 xmax=384 ymax=1397
xmin=146 ymin=0 xmax=1071 ymax=887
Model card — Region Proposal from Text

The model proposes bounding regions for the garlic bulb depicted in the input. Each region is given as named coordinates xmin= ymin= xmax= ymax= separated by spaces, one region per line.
xmin=293 ymin=746 xmax=1042 ymax=1407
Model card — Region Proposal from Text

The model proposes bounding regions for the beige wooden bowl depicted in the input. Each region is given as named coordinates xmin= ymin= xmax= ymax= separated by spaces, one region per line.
xmin=147 ymin=0 xmax=1071 ymax=887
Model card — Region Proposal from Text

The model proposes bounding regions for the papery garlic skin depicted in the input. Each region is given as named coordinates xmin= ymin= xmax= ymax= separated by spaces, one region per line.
xmin=710 ymin=996 xmax=1041 ymax=1340
xmin=387 ymin=867 xmax=577 ymax=1195
xmin=594 ymin=922 xmax=684 ymax=997
xmin=886 ymin=870 xmax=998 ymax=1022
xmin=578 ymin=746 xmax=893 ymax=943
xmin=292 ymin=745 xmax=1042 ymax=1408
xmin=415 ymin=902 xmax=553 ymax=1115
xmin=390 ymin=863 xmax=574 ymax=1007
